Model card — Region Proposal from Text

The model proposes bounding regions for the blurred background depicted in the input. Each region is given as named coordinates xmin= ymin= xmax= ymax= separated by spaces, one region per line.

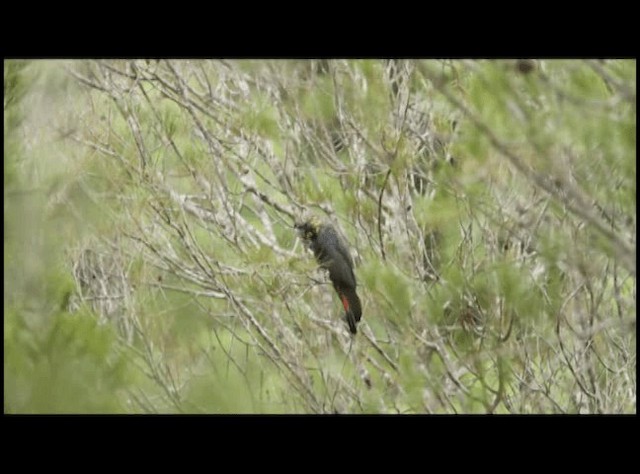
xmin=4 ymin=59 xmax=636 ymax=413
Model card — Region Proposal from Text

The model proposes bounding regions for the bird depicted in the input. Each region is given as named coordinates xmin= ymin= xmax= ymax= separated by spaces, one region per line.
xmin=295 ymin=217 xmax=362 ymax=334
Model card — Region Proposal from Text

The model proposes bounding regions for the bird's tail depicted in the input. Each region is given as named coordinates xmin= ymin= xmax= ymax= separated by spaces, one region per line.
xmin=339 ymin=287 xmax=362 ymax=334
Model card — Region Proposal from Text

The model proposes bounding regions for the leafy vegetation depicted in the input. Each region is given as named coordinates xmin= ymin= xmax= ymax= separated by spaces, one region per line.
xmin=4 ymin=59 xmax=636 ymax=413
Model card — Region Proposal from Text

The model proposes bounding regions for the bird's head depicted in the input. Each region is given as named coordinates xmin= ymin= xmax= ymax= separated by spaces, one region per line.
xmin=294 ymin=216 xmax=322 ymax=242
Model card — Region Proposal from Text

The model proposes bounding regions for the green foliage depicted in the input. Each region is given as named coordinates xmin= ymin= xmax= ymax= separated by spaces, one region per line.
xmin=300 ymin=79 xmax=336 ymax=122
xmin=182 ymin=329 xmax=286 ymax=414
xmin=4 ymin=60 xmax=30 ymax=195
xmin=362 ymin=262 xmax=413 ymax=326
xmin=241 ymin=92 xmax=281 ymax=139
xmin=4 ymin=60 xmax=138 ymax=413
xmin=4 ymin=308 xmax=134 ymax=413
xmin=6 ymin=59 xmax=635 ymax=414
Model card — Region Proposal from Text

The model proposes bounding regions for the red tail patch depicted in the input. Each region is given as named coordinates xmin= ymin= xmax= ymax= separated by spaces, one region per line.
xmin=340 ymin=294 xmax=350 ymax=312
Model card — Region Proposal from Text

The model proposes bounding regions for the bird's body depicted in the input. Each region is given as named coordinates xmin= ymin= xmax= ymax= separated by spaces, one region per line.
xmin=296 ymin=218 xmax=362 ymax=334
